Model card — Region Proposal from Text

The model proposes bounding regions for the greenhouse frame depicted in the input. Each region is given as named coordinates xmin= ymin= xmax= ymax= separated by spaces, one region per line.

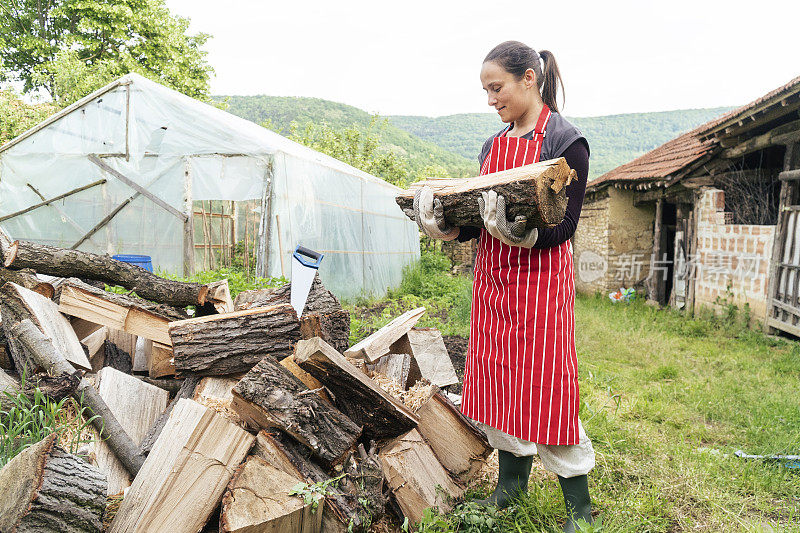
xmin=0 ymin=73 xmax=419 ymax=299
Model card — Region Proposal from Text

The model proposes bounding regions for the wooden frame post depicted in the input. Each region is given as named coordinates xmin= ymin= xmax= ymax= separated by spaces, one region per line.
xmin=256 ymin=157 xmax=274 ymax=278
xmin=183 ymin=160 xmax=195 ymax=277
xmin=647 ymin=198 xmax=664 ymax=302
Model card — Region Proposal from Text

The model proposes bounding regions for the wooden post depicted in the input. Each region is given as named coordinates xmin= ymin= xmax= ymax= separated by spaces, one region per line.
xmin=647 ymin=198 xmax=664 ymax=302
xmin=183 ymin=161 xmax=195 ymax=277
xmin=257 ymin=158 xmax=274 ymax=278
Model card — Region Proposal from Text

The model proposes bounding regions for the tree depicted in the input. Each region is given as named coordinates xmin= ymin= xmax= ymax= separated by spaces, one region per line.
xmin=0 ymin=0 xmax=213 ymax=102
xmin=282 ymin=118 xmax=412 ymax=187
xmin=0 ymin=90 xmax=57 ymax=145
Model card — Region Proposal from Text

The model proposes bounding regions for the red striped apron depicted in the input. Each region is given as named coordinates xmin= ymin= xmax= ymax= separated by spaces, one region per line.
xmin=461 ymin=105 xmax=579 ymax=445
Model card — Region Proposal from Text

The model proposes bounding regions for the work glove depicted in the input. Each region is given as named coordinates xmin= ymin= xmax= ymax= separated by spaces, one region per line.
xmin=404 ymin=186 xmax=459 ymax=241
xmin=478 ymin=190 xmax=539 ymax=248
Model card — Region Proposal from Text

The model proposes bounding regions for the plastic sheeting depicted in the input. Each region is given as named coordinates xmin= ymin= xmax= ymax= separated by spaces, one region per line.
xmin=0 ymin=73 xmax=419 ymax=299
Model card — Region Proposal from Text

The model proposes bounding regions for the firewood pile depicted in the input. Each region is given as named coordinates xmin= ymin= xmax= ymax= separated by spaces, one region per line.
xmin=0 ymin=228 xmax=492 ymax=533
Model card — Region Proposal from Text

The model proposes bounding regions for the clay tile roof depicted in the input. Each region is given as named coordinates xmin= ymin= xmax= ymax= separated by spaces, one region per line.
xmin=587 ymin=122 xmax=715 ymax=190
xmin=698 ymin=75 xmax=800 ymax=137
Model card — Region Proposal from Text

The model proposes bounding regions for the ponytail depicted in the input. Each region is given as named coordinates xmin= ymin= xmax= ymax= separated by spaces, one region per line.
xmin=537 ymin=50 xmax=564 ymax=114
xmin=484 ymin=41 xmax=566 ymax=113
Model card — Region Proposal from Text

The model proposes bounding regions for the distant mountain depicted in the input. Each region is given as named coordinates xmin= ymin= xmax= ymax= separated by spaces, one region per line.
xmin=389 ymin=107 xmax=735 ymax=179
xmin=220 ymin=95 xmax=734 ymax=180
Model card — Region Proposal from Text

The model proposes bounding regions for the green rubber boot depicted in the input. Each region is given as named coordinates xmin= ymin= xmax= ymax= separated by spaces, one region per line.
xmin=474 ymin=450 xmax=533 ymax=509
xmin=558 ymin=474 xmax=593 ymax=532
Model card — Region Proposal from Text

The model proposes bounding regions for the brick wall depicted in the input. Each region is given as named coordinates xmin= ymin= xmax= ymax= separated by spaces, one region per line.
xmin=693 ymin=188 xmax=775 ymax=322
xmin=574 ymin=187 xmax=655 ymax=295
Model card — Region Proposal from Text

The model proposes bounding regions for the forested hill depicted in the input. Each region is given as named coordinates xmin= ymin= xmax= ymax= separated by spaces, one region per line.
xmin=221 ymin=95 xmax=733 ymax=180
xmin=389 ymin=107 xmax=734 ymax=179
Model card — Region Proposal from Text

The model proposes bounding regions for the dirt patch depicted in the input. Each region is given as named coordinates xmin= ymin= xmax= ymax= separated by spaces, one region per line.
xmin=443 ymin=335 xmax=468 ymax=395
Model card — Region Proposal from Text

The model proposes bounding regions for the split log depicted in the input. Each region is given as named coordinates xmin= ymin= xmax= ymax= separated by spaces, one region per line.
xmin=0 ymin=267 xmax=54 ymax=298
xmin=195 ymin=279 xmax=234 ymax=316
xmin=395 ymin=158 xmax=574 ymax=229
xmin=231 ymin=355 xmax=360 ymax=466
xmin=219 ymin=456 xmax=323 ymax=533
xmin=11 ymin=319 xmax=146 ymax=476
xmin=147 ymin=341 xmax=174 ymax=378
xmin=0 ymin=434 xmax=106 ymax=532
xmin=294 ymin=337 xmax=418 ymax=438
xmin=132 ymin=336 xmax=150 ymax=373
xmin=0 ymin=238 xmax=210 ymax=308
xmin=170 ymin=304 xmax=301 ymax=376
xmin=0 ymin=319 xmax=10 ymax=371
xmin=234 ymin=274 xmax=349 ymax=353
xmin=139 ymin=374 xmax=201 ymax=455
xmin=193 ymin=376 xmax=239 ymax=404
xmin=345 ymin=307 xmax=425 ymax=363
xmin=416 ymin=390 xmax=491 ymax=482
xmin=251 ymin=430 xmax=366 ymax=532
xmin=92 ymin=367 xmax=169 ymax=495
xmin=108 ymin=399 xmax=255 ymax=533
xmin=279 ymin=355 xmax=333 ymax=404
xmin=80 ymin=325 xmax=107 ymax=371
xmin=70 ymin=317 xmax=104 ymax=341
xmin=56 ymin=278 xmax=186 ymax=345
xmin=407 ymin=328 xmax=459 ymax=388
xmin=368 ymin=352 xmax=411 ymax=389
xmin=379 ymin=429 xmax=464 ymax=524
xmin=0 ymin=281 xmax=92 ymax=372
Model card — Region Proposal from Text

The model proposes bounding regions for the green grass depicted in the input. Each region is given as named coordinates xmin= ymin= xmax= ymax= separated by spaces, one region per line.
xmin=0 ymin=378 xmax=98 ymax=467
xmin=348 ymin=256 xmax=800 ymax=531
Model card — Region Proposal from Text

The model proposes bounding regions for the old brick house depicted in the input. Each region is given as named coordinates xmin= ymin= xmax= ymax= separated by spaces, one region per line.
xmin=574 ymin=75 xmax=800 ymax=332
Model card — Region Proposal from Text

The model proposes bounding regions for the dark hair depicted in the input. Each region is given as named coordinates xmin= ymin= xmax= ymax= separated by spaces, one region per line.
xmin=484 ymin=41 xmax=565 ymax=113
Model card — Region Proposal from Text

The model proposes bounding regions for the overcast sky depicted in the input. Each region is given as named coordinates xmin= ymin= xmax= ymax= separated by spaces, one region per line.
xmin=165 ymin=0 xmax=800 ymax=118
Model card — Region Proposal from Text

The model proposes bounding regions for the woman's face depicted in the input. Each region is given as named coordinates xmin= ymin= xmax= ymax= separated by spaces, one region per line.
xmin=480 ymin=61 xmax=536 ymax=124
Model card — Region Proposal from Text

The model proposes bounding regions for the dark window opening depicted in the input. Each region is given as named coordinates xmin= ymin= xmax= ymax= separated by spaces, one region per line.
xmin=715 ymin=145 xmax=784 ymax=225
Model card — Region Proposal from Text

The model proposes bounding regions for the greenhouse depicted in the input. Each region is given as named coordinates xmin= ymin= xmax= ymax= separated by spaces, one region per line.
xmin=0 ymin=73 xmax=419 ymax=299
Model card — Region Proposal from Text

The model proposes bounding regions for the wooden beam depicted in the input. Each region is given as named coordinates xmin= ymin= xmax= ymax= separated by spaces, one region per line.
xmin=26 ymin=183 xmax=102 ymax=248
xmin=88 ymin=154 xmax=188 ymax=222
xmin=721 ymin=119 xmax=800 ymax=159
xmin=0 ymin=179 xmax=106 ymax=223
xmin=647 ymin=199 xmax=664 ymax=302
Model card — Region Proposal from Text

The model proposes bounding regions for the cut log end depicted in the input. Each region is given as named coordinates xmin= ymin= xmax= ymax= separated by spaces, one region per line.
xmin=2 ymin=240 xmax=18 ymax=268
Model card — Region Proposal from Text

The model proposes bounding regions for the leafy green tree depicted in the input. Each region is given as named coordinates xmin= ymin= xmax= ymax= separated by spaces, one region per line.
xmin=0 ymin=89 xmax=57 ymax=145
xmin=280 ymin=118 xmax=412 ymax=187
xmin=0 ymin=0 xmax=213 ymax=102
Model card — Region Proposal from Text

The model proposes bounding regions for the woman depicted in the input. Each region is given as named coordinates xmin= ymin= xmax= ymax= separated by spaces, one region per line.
xmin=409 ymin=41 xmax=594 ymax=532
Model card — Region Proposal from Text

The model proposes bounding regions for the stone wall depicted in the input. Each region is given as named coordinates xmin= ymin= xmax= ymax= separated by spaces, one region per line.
xmin=574 ymin=187 xmax=655 ymax=295
xmin=692 ymin=188 xmax=775 ymax=322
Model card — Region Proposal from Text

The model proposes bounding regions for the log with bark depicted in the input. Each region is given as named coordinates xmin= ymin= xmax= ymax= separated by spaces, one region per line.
xmin=0 ymin=368 xmax=20 ymax=411
xmin=11 ymin=319 xmax=146 ymax=476
xmin=103 ymin=339 xmax=133 ymax=374
xmin=0 ymin=237 xmax=213 ymax=308
xmin=0 ymin=267 xmax=54 ymax=298
xmin=234 ymin=274 xmax=350 ymax=352
xmin=219 ymin=456 xmax=323 ymax=533
xmin=0 ymin=434 xmax=107 ymax=532
xmin=231 ymin=354 xmax=361 ymax=466
xmin=92 ymin=367 xmax=169 ymax=495
xmin=170 ymin=304 xmax=301 ymax=376
xmin=108 ymin=399 xmax=255 ymax=533
xmin=251 ymin=430 xmax=367 ymax=533
xmin=395 ymin=158 xmax=574 ymax=229
xmin=1 ymin=281 xmax=92 ymax=372
xmin=294 ymin=337 xmax=419 ymax=438
xmin=56 ymin=278 xmax=186 ymax=346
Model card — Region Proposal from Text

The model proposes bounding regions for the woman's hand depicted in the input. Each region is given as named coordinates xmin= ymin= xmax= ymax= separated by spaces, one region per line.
xmin=479 ymin=190 xmax=539 ymax=247
xmin=405 ymin=186 xmax=460 ymax=241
